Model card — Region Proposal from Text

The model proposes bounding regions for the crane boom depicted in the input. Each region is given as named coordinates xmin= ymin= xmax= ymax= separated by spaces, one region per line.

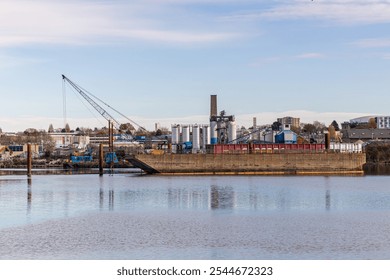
xmin=62 ymin=75 xmax=122 ymax=130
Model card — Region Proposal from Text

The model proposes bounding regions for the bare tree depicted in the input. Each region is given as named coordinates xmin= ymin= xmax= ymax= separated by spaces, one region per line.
xmin=368 ymin=118 xmax=377 ymax=129
xmin=328 ymin=125 xmax=336 ymax=140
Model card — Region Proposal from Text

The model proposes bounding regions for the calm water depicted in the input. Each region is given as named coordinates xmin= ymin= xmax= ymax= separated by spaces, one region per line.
xmin=1 ymin=172 xmax=390 ymax=259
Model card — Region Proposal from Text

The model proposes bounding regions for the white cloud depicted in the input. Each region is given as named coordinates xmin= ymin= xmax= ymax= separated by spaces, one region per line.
xmin=110 ymin=29 xmax=239 ymax=44
xmin=223 ymin=1 xmax=390 ymax=25
xmin=0 ymin=52 xmax=43 ymax=68
xmin=0 ymin=0 xmax=241 ymax=48
xmin=353 ymin=38 xmax=390 ymax=48
xmin=249 ymin=52 xmax=324 ymax=67
xmin=294 ymin=52 xmax=325 ymax=59
xmin=0 ymin=111 xmax=373 ymax=132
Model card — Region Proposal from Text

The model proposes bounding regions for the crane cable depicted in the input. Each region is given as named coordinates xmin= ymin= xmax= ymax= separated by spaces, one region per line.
xmin=70 ymin=80 xmax=146 ymax=131
xmin=64 ymin=82 xmax=106 ymax=128
xmin=62 ymin=78 xmax=67 ymax=128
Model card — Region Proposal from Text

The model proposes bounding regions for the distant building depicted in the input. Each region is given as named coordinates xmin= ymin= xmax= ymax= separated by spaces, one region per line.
xmin=89 ymin=134 xmax=109 ymax=145
xmin=49 ymin=132 xmax=90 ymax=149
xmin=342 ymin=128 xmax=390 ymax=142
xmin=277 ymin=116 xmax=300 ymax=128
xmin=376 ymin=116 xmax=390 ymax=129
xmin=350 ymin=116 xmax=375 ymax=124
xmin=275 ymin=124 xmax=297 ymax=144
xmin=0 ymin=144 xmax=40 ymax=159
xmin=347 ymin=115 xmax=390 ymax=129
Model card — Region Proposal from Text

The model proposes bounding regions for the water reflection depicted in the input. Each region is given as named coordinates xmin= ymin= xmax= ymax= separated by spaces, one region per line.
xmin=27 ymin=183 xmax=32 ymax=215
xmin=3 ymin=175 xmax=390 ymax=260
xmin=324 ymin=177 xmax=331 ymax=211
xmin=99 ymin=188 xmax=104 ymax=210
xmin=109 ymin=190 xmax=114 ymax=211
xmin=98 ymin=189 xmax=115 ymax=211
xmin=167 ymin=188 xmax=210 ymax=210
xmin=210 ymin=185 xmax=235 ymax=210
xmin=326 ymin=189 xmax=331 ymax=211
xmin=21 ymin=181 xmax=337 ymax=214
xmin=11 ymin=174 xmax=390 ymax=232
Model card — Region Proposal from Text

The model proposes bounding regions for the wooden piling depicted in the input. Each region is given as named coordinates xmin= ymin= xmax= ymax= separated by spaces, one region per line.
xmin=27 ymin=143 xmax=32 ymax=178
xmin=325 ymin=131 xmax=330 ymax=150
xmin=99 ymin=143 xmax=104 ymax=176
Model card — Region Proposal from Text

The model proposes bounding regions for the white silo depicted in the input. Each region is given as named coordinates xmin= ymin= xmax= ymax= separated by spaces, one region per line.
xmin=182 ymin=126 xmax=190 ymax=143
xmin=202 ymin=125 xmax=210 ymax=149
xmin=210 ymin=121 xmax=218 ymax=144
xmin=192 ymin=125 xmax=200 ymax=152
xmin=228 ymin=121 xmax=237 ymax=144
xmin=171 ymin=125 xmax=180 ymax=144
xmin=171 ymin=125 xmax=180 ymax=153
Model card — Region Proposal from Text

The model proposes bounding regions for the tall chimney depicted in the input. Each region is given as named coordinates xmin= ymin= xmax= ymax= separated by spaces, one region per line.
xmin=210 ymin=95 xmax=217 ymax=117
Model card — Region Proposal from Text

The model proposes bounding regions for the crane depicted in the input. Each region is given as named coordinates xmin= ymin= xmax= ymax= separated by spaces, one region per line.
xmin=62 ymin=75 xmax=122 ymax=130
xmin=62 ymin=74 xmax=147 ymax=131
xmin=62 ymin=74 xmax=145 ymax=165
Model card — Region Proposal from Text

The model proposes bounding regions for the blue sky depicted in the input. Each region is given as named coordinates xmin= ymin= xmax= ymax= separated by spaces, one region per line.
xmin=1 ymin=0 xmax=390 ymax=132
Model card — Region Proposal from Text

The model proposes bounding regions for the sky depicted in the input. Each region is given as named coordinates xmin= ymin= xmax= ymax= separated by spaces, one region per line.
xmin=1 ymin=0 xmax=390 ymax=132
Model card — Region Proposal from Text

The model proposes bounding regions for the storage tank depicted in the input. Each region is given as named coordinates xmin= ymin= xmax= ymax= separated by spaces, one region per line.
xmin=210 ymin=121 xmax=218 ymax=144
xmin=202 ymin=125 xmax=210 ymax=149
xmin=192 ymin=125 xmax=200 ymax=152
xmin=182 ymin=126 xmax=190 ymax=143
xmin=171 ymin=125 xmax=180 ymax=144
xmin=171 ymin=125 xmax=180 ymax=153
xmin=228 ymin=121 xmax=237 ymax=144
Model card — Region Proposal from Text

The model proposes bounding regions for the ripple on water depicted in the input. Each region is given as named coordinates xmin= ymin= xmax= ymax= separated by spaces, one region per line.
xmin=1 ymin=210 xmax=390 ymax=259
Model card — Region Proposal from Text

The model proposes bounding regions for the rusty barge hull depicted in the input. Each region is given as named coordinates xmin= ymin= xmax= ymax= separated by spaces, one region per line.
xmin=128 ymin=153 xmax=366 ymax=175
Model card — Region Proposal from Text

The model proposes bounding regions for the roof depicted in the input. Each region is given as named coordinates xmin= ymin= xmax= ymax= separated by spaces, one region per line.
xmin=343 ymin=128 xmax=390 ymax=139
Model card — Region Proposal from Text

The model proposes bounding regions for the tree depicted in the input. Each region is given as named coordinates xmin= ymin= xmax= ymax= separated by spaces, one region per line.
xmin=290 ymin=125 xmax=301 ymax=134
xmin=302 ymin=123 xmax=316 ymax=134
xmin=331 ymin=120 xmax=340 ymax=131
xmin=368 ymin=118 xmax=377 ymax=129
xmin=328 ymin=125 xmax=336 ymax=140
xmin=271 ymin=121 xmax=281 ymax=131
xmin=119 ymin=123 xmax=135 ymax=134
xmin=48 ymin=124 xmax=54 ymax=133
xmin=65 ymin=123 xmax=71 ymax=133
xmin=313 ymin=121 xmax=326 ymax=132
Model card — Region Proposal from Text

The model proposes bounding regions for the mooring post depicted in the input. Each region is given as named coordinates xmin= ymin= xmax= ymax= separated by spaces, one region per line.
xmin=27 ymin=143 xmax=32 ymax=178
xmin=99 ymin=143 xmax=104 ymax=176
xmin=324 ymin=130 xmax=330 ymax=150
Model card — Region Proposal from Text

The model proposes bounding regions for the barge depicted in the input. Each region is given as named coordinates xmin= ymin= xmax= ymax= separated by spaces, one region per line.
xmin=128 ymin=144 xmax=366 ymax=175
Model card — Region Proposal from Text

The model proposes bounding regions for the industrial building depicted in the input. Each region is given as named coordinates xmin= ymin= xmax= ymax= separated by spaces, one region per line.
xmin=171 ymin=95 xmax=237 ymax=153
xmin=275 ymin=124 xmax=298 ymax=144
xmin=171 ymin=124 xmax=210 ymax=153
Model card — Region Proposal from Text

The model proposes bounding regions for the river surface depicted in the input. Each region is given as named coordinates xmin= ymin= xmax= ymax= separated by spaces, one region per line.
xmin=0 ymin=172 xmax=390 ymax=259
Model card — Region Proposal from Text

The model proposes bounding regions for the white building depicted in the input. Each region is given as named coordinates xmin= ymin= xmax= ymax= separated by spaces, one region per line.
xmin=350 ymin=116 xmax=375 ymax=124
xmin=49 ymin=132 xmax=90 ymax=150
xmin=376 ymin=116 xmax=390 ymax=129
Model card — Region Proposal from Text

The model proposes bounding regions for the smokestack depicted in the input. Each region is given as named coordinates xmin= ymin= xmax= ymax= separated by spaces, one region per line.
xmin=210 ymin=95 xmax=217 ymax=117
